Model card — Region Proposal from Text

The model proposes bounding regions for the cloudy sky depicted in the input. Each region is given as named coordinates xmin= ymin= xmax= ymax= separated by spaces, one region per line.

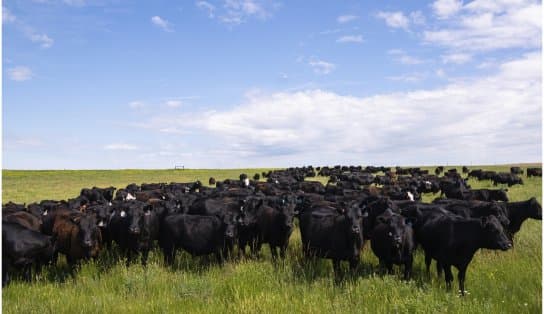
xmin=3 ymin=0 xmax=542 ymax=169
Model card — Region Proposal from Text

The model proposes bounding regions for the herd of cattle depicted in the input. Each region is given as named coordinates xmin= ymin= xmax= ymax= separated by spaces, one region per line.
xmin=2 ymin=165 xmax=542 ymax=295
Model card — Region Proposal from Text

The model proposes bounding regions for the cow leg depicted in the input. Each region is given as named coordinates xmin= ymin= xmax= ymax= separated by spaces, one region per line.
xmin=141 ymin=250 xmax=149 ymax=267
xmin=458 ymin=266 xmax=467 ymax=296
xmin=270 ymin=245 xmax=278 ymax=261
xmin=333 ymin=259 xmax=342 ymax=282
xmin=23 ymin=264 xmax=32 ymax=282
xmin=386 ymin=262 xmax=394 ymax=275
xmin=444 ymin=264 xmax=453 ymax=291
xmin=424 ymin=253 xmax=432 ymax=276
xmin=403 ymin=256 xmax=413 ymax=281
xmin=280 ymin=245 xmax=287 ymax=260
xmin=163 ymin=247 xmax=175 ymax=266
xmin=349 ymin=258 xmax=358 ymax=272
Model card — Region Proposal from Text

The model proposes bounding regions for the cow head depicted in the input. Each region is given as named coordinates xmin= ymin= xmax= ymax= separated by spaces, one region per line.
xmin=479 ymin=215 xmax=512 ymax=251
xmin=222 ymin=213 xmax=238 ymax=241
xmin=73 ymin=213 xmax=100 ymax=251
xmin=344 ymin=201 xmax=365 ymax=236
xmin=376 ymin=210 xmax=409 ymax=252
xmin=529 ymin=197 xmax=542 ymax=219
xmin=103 ymin=186 xmax=116 ymax=202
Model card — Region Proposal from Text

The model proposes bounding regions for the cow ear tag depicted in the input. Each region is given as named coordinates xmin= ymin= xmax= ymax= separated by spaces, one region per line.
xmin=120 ymin=210 xmax=126 ymax=217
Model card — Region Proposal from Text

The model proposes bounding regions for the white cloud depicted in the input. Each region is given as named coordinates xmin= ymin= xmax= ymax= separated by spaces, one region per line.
xmin=410 ymin=11 xmax=426 ymax=25
xmin=3 ymin=7 xmax=16 ymax=23
xmin=423 ymin=1 xmax=541 ymax=52
xmin=151 ymin=16 xmax=173 ymax=32
xmin=376 ymin=11 xmax=410 ymax=30
xmin=441 ymin=53 xmax=472 ymax=64
xmin=337 ymin=15 xmax=358 ymax=24
xmin=196 ymin=1 xmax=215 ymax=18
xmin=202 ymin=0 xmax=278 ymax=25
xmin=165 ymin=100 xmax=183 ymax=108
xmin=7 ymin=66 xmax=33 ymax=81
xmin=336 ymin=35 xmax=363 ymax=43
xmin=388 ymin=49 xmax=424 ymax=65
xmin=104 ymin=144 xmax=139 ymax=151
xmin=387 ymin=72 xmax=426 ymax=82
xmin=432 ymin=0 xmax=463 ymax=19
xmin=308 ymin=59 xmax=336 ymax=74
xmin=29 ymin=33 xmax=54 ymax=48
xmin=133 ymin=52 xmax=540 ymax=167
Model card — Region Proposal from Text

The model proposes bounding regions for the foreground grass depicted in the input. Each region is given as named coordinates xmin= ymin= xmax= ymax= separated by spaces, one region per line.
xmin=2 ymin=165 xmax=541 ymax=313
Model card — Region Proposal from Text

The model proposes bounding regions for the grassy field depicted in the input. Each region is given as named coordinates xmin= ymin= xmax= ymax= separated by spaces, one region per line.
xmin=2 ymin=165 xmax=542 ymax=313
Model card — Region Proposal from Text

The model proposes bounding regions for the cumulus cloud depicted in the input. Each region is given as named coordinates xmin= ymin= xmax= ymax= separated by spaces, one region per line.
xmin=7 ymin=66 xmax=33 ymax=81
xmin=151 ymin=16 xmax=173 ymax=32
xmin=337 ymin=15 xmax=358 ymax=24
xmin=336 ymin=35 xmax=363 ymax=43
xmin=432 ymin=0 xmax=463 ymax=19
xmin=165 ymin=100 xmax=183 ymax=108
xmin=423 ymin=0 xmax=541 ymax=52
xmin=376 ymin=11 xmax=410 ymax=30
xmin=133 ymin=52 xmax=540 ymax=167
xmin=308 ymin=59 xmax=336 ymax=74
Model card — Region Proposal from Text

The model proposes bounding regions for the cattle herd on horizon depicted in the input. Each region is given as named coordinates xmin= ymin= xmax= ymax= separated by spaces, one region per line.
xmin=2 ymin=165 xmax=542 ymax=295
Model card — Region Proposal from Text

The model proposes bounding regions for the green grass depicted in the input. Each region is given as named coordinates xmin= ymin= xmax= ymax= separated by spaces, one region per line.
xmin=2 ymin=165 xmax=541 ymax=313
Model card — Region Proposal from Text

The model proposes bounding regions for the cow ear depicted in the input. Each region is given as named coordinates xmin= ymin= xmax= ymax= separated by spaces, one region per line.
xmin=480 ymin=216 xmax=488 ymax=227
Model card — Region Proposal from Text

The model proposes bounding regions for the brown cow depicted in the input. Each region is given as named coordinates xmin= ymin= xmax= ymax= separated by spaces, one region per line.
xmin=53 ymin=211 xmax=101 ymax=265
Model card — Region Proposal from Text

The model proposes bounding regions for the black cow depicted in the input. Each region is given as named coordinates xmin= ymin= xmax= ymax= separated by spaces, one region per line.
xmin=159 ymin=212 xmax=238 ymax=265
xmin=527 ymin=167 xmax=542 ymax=177
xmin=433 ymin=199 xmax=510 ymax=229
xmin=108 ymin=201 xmax=159 ymax=266
xmin=417 ymin=214 xmax=512 ymax=295
xmin=209 ymin=177 xmax=216 ymax=185
xmin=299 ymin=201 xmax=365 ymax=277
xmin=3 ymin=221 xmax=57 ymax=286
xmin=370 ymin=210 xmax=415 ymax=280
xmin=510 ymin=167 xmax=523 ymax=175
xmin=463 ymin=189 xmax=509 ymax=202
xmin=499 ymin=197 xmax=542 ymax=235
xmin=492 ymin=173 xmax=523 ymax=186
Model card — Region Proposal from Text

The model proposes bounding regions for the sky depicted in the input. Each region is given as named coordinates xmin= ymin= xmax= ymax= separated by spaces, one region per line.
xmin=2 ymin=0 xmax=542 ymax=169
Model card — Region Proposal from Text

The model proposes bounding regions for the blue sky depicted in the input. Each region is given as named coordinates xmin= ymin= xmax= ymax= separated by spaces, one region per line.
xmin=3 ymin=0 xmax=542 ymax=169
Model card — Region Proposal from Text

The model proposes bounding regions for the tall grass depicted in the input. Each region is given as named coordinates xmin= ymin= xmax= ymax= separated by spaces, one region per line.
xmin=2 ymin=165 xmax=541 ymax=313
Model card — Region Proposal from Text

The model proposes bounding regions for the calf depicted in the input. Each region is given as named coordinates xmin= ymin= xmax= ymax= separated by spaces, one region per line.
xmin=370 ymin=210 xmax=415 ymax=280
xmin=299 ymin=201 xmax=365 ymax=277
xmin=417 ymin=214 xmax=512 ymax=295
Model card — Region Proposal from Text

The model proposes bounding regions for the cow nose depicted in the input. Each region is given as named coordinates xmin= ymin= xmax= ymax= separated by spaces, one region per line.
xmin=352 ymin=226 xmax=360 ymax=233
xmin=130 ymin=227 xmax=140 ymax=234
xmin=225 ymin=231 xmax=234 ymax=238
xmin=84 ymin=240 xmax=93 ymax=247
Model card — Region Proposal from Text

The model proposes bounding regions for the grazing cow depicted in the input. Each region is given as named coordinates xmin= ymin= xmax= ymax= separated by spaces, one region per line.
xmin=53 ymin=211 xmax=102 ymax=266
xmin=370 ymin=210 xmax=415 ymax=280
xmin=435 ymin=166 xmax=444 ymax=176
xmin=463 ymin=189 xmax=509 ymax=202
xmin=527 ymin=168 xmax=542 ymax=177
xmin=253 ymin=173 xmax=260 ymax=181
xmin=209 ymin=177 xmax=216 ymax=185
xmin=499 ymin=197 xmax=542 ymax=235
xmin=159 ymin=212 xmax=238 ymax=265
xmin=108 ymin=201 xmax=159 ymax=266
xmin=299 ymin=201 xmax=365 ymax=277
xmin=417 ymin=214 xmax=512 ymax=295
xmin=510 ymin=167 xmax=523 ymax=175
xmin=492 ymin=173 xmax=523 ymax=187
xmin=462 ymin=166 xmax=469 ymax=174
xmin=80 ymin=186 xmax=116 ymax=205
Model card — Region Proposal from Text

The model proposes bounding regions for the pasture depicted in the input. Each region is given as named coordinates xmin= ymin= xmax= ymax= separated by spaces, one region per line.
xmin=2 ymin=165 xmax=542 ymax=314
